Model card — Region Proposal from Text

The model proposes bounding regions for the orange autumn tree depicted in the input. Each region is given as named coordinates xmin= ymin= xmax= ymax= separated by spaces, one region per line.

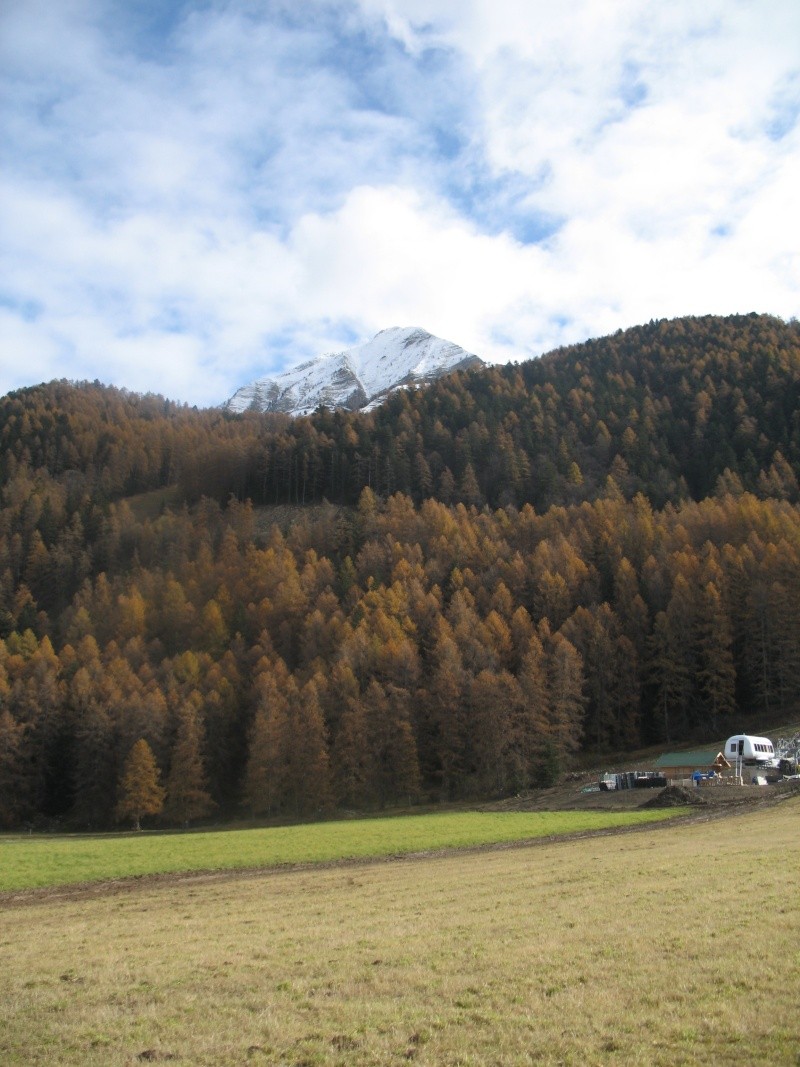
xmin=116 ymin=738 xmax=165 ymax=831
xmin=165 ymin=696 xmax=215 ymax=826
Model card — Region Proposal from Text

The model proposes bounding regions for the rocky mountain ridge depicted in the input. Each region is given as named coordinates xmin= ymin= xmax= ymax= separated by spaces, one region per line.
xmin=225 ymin=327 xmax=484 ymax=415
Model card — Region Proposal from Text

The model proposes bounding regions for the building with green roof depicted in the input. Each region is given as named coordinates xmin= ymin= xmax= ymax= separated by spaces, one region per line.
xmin=654 ymin=748 xmax=730 ymax=781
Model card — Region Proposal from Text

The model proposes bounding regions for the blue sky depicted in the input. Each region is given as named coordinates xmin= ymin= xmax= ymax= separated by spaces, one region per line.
xmin=1 ymin=0 xmax=798 ymax=406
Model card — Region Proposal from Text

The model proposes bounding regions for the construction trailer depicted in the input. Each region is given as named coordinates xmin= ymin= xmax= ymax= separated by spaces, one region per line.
xmin=723 ymin=734 xmax=776 ymax=765
xmin=723 ymin=734 xmax=780 ymax=785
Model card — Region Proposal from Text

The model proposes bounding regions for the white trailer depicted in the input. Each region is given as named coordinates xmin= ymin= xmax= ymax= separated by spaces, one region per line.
xmin=724 ymin=734 xmax=776 ymax=766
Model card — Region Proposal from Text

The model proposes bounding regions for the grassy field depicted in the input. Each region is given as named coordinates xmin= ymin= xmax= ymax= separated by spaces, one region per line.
xmin=126 ymin=486 xmax=182 ymax=522
xmin=0 ymin=808 xmax=682 ymax=892
xmin=1 ymin=798 xmax=798 ymax=1065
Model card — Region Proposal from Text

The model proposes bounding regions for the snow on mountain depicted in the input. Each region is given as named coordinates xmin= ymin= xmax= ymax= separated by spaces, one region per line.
xmin=225 ymin=327 xmax=484 ymax=416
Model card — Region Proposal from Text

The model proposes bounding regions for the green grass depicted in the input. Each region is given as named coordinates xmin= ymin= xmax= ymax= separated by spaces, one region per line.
xmin=126 ymin=486 xmax=181 ymax=521
xmin=1 ymin=801 xmax=797 ymax=1066
xmin=0 ymin=808 xmax=683 ymax=891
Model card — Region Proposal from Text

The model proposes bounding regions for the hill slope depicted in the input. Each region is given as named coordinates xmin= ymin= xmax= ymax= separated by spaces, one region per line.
xmin=0 ymin=313 xmax=798 ymax=829
xmin=3 ymin=313 xmax=798 ymax=512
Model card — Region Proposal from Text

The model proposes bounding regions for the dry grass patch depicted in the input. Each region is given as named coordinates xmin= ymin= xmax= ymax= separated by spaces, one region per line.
xmin=126 ymin=487 xmax=181 ymax=522
xmin=1 ymin=800 xmax=798 ymax=1065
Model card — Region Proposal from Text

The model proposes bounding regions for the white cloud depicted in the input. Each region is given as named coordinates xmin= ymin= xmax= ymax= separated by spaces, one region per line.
xmin=1 ymin=0 xmax=798 ymax=406
xmin=287 ymin=185 xmax=544 ymax=350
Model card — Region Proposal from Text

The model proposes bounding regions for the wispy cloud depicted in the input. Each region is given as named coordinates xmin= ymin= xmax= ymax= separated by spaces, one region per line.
xmin=1 ymin=0 xmax=798 ymax=405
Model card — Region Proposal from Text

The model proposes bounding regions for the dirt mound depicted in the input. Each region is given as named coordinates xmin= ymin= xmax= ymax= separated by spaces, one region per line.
xmin=643 ymin=785 xmax=707 ymax=808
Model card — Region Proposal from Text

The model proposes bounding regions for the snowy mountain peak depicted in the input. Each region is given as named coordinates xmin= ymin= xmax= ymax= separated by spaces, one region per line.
xmin=225 ymin=327 xmax=484 ymax=416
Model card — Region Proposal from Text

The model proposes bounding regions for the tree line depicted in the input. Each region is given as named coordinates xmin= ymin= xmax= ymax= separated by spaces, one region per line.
xmin=1 ymin=486 xmax=798 ymax=828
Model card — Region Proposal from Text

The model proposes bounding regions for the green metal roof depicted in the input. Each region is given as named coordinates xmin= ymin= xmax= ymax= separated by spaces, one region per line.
xmin=654 ymin=749 xmax=721 ymax=769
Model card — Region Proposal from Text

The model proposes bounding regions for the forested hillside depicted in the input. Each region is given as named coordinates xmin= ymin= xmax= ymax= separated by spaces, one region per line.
xmin=1 ymin=313 xmax=799 ymax=828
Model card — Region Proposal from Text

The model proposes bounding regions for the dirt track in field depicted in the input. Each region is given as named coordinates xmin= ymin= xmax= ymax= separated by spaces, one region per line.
xmin=3 ymin=782 xmax=797 ymax=911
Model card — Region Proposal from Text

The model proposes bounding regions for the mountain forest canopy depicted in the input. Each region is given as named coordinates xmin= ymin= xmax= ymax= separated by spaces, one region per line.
xmin=1 ymin=312 xmax=799 ymax=828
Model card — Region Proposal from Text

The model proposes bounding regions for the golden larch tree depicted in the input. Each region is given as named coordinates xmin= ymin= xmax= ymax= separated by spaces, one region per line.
xmin=165 ymin=696 xmax=214 ymax=826
xmin=116 ymin=738 xmax=165 ymax=831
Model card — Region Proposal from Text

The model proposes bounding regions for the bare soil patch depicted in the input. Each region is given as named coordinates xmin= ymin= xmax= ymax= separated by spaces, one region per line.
xmin=643 ymin=784 xmax=707 ymax=807
xmin=484 ymin=768 xmax=800 ymax=813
